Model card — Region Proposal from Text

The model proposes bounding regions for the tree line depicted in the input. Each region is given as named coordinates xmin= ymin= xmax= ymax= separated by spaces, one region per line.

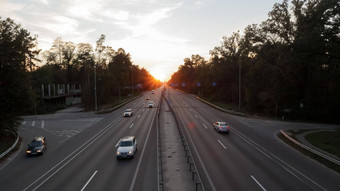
xmin=168 ymin=0 xmax=340 ymax=123
xmin=0 ymin=17 xmax=161 ymax=135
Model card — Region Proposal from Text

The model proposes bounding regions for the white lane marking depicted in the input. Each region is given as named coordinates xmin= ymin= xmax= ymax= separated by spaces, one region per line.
xmin=129 ymin=107 xmax=157 ymax=191
xmin=195 ymin=114 xmax=198 ymax=119
xmin=143 ymin=109 xmax=145 ymax=112
xmin=41 ymin=121 xmax=45 ymax=128
xmin=251 ymin=175 xmax=267 ymax=191
xmin=81 ymin=170 xmax=98 ymax=191
xmin=32 ymin=121 xmax=35 ymax=126
xmin=115 ymin=139 xmax=122 ymax=147
xmin=129 ymin=123 xmax=134 ymax=128
xmin=23 ymin=117 xmax=122 ymax=191
xmin=217 ymin=139 xmax=227 ymax=150
xmin=137 ymin=115 xmax=141 ymax=118
xmin=203 ymin=124 xmax=208 ymax=129
xmin=22 ymin=121 xmax=26 ymax=125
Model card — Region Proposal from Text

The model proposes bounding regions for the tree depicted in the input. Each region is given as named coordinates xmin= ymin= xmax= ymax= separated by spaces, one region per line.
xmin=0 ymin=17 xmax=38 ymax=135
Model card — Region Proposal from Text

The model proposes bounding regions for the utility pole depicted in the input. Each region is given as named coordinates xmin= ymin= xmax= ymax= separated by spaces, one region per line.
xmin=239 ymin=62 xmax=241 ymax=110
xmin=131 ymin=66 xmax=133 ymax=96
xmin=94 ymin=64 xmax=97 ymax=111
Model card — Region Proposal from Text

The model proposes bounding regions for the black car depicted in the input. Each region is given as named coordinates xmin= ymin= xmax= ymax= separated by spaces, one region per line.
xmin=26 ymin=137 xmax=47 ymax=156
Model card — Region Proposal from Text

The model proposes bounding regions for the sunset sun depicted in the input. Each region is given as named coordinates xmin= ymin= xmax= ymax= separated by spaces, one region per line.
xmin=150 ymin=66 xmax=166 ymax=81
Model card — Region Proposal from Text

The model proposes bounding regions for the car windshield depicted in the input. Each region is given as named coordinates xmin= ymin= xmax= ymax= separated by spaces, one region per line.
xmin=120 ymin=141 xmax=132 ymax=147
xmin=125 ymin=109 xmax=132 ymax=112
xmin=219 ymin=122 xmax=227 ymax=126
xmin=30 ymin=141 xmax=42 ymax=147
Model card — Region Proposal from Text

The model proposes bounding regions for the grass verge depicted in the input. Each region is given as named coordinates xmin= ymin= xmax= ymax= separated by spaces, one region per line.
xmin=0 ymin=136 xmax=22 ymax=164
xmin=305 ymin=131 xmax=340 ymax=159
xmin=278 ymin=131 xmax=340 ymax=174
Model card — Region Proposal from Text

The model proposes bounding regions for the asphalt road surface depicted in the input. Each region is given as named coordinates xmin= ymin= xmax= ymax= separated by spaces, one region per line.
xmin=1 ymin=87 xmax=340 ymax=191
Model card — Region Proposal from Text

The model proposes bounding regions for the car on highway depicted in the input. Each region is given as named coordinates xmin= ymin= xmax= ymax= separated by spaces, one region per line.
xmin=148 ymin=101 xmax=155 ymax=108
xmin=26 ymin=137 xmax=47 ymax=156
xmin=116 ymin=136 xmax=137 ymax=159
xmin=145 ymin=97 xmax=149 ymax=100
xmin=213 ymin=122 xmax=230 ymax=133
xmin=152 ymin=90 xmax=154 ymax=94
xmin=123 ymin=109 xmax=133 ymax=117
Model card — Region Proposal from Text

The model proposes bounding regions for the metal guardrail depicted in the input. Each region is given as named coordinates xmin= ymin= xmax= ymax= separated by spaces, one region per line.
xmin=0 ymin=131 xmax=19 ymax=159
xmin=280 ymin=130 xmax=340 ymax=166
xmin=196 ymin=96 xmax=246 ymax=117
xmin=163 ymin=93 xmax=204 ymax=191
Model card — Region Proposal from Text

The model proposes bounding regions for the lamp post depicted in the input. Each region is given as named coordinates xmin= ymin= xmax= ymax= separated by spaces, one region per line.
xmin=94 ymin=64 xmax=97 ymax=111
xmin=131 ymin=66 xmax=133 ymax=96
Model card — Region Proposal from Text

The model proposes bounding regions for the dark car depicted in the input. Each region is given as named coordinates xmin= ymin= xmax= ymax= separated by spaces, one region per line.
xmin=26 ymin=137 xmax=47 ymax=156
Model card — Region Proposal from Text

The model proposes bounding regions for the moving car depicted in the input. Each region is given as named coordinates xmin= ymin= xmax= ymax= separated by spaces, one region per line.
xmin=116 ymin=136 xmax=137 ymax=159
xmin=145 ymin=97 xmax=149 ymax=100
xmin=213 ymin=122 xmax=230 ymax=133
xmin=152 ymin=90 xmax=154 ymax=94
xmin=148 ymin=101 xmax=155 ymax=108
xmin=123 ymin=109 xmax=133 ymax=117
xmin=26 ymin=137 xmax=47 ymax=156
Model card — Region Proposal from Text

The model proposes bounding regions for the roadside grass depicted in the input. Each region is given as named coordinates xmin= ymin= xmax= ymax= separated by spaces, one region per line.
xmin=0 ymin=136 xmax=22 ymax=164
xmin=278 ymin=130 xmax=340 ymax=174
xmin=200 ymin=97 xmax=235 ymax=111
xmin=0 ymin=131 xmax=16 ymax=154
xmin=305 ymin=131 xmax=340 ymax=158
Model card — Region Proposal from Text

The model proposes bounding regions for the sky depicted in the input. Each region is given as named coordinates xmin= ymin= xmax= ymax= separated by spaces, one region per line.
xmin=0 ymin=0 xmax=280 ymax=81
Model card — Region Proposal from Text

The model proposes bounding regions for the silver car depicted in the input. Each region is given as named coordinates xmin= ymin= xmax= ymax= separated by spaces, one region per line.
xmin=148 ymin=101 xmax=155 ymax=108
xmin=123 ymin=109 xmax=133 ymax=117
xmin=213 ymin=122 xmax=230 ymax=133
xmin=116 ymin=136 xmax=137 ymax=159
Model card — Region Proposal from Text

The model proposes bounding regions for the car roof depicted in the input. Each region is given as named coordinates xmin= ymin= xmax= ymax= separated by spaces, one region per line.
xmin=122 ymin=136 xmax=135 ymax=141
xmin=125 ymin=109 xmax=132 ymax=111
xmin=216 ymin=122 xmax=227 ymax=125
xmin=33 ymin=136 xmax=45 ymax=141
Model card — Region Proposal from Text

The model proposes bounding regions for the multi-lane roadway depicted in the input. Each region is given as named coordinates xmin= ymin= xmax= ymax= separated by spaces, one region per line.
xmin=0 ymin=87 xmax=339 ymax=191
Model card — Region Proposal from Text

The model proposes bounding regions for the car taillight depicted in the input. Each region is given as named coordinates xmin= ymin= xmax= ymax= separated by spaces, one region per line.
xmin=227 ymin=126 xmax=230 ymax=129
xmin=219 ymin=127 xmax=223 ymax=129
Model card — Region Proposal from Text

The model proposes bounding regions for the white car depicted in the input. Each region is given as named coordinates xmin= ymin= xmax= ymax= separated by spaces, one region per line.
xmin=213 ymin=122 xmax=230 ymax=133
xmin=148 ymin=101 xmax=155 ymax=108
xmin=116 ymin=136 xmax=137 ymax=159
xmin=123 ymin=109 xmax=133 ymax=117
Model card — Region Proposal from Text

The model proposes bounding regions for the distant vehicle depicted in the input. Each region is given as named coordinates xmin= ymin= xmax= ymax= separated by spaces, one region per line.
xmin=123 ymin=109 xmax=133 ymax=117
xmin=26 ymin=137 xmax=47 ymax=156
xmin=213 ymin=122 xmax=230 ymax=133
xmin=152 ymin=90 xmax=154 ymax=94
xmin=145 ymin=97 xmax=149 ymax=100
xmin=148 ymin=101 xmax=155 ymax=108
xmin=116 ymin=136 xmax=137 ymax=159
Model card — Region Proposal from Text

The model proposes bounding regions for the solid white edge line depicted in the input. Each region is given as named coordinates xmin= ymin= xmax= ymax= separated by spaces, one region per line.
xmin=251 ymin=175 xmax=267 ymax=191
xmin=217 ymin=139 xmax=227 ymax=150
xmin=129 ymin=106 xmax=157 ymax=191
xmin=129 ymin=123 xmax=134 ymax=128
xmin=203 ymin=124 xmax=208 ymax=129
xmin=81 ymin=170 xmax=98 ymax=191
xmin=23 ymin=117 xmax=121 ymax=191
xmin=137 ymin=115 xmax=141 ymax=118
xmin=115 ymin=139 xmax=122 ymax=147
xmin=195 ymin=114 xmax=198 ymax=118
xmin=41 ymin=121 xmax=45 ymax=128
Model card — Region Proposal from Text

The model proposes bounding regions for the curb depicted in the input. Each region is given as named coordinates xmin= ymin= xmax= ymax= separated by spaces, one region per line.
xmin=0 ymin=131 xmax=19 ymax=159
xmin=96 ymin=94 xmax=142 ymax=114
xmin=196 ymin=96 xmax=246 ymax=117
xmin=280 ymin=130 xmax=340 ymax=166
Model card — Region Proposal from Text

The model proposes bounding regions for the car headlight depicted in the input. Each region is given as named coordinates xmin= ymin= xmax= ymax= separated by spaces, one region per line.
xmin=128 ymin=151 xmax=133 ymax=155
xmin=26 ymin=150 xmax=31 ymax=153
xmin=116 ymin=152 xmax=120 ymax=155
xmin=37 ymin=150 xmax=42 ymax=152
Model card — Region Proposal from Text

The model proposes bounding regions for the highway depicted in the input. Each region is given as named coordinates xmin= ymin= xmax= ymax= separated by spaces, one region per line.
xmin=0 ymin=87 xmax=340 ymax=191
xmin=165 ymin=87 xmax=340 ymax=191
xmin=0 ymin=91 xmax=161 ymax=191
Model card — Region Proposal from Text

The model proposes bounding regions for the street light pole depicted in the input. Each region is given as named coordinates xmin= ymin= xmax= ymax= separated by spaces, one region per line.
xmin=131 ymin=66 xmax=133 ymax=96
xmin=239 ymin=62 xmax=241 ymax=110
xmin=94 ymin=64 xmax=97 ymax=111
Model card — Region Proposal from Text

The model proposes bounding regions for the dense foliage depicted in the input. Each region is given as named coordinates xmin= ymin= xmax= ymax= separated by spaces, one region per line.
xmin=168 ymin=0 xmax=340 ymax=123
xmin=0 ymin=17 xmax=161 ymax=135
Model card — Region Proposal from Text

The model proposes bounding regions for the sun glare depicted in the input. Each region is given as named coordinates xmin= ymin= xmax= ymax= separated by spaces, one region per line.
xmin=150 ymin=66 xmax=166 ymax=81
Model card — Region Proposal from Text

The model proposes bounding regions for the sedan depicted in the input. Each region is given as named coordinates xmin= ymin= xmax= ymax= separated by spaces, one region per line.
xmin=123 ymin=109 xmax=133 ymax=117
xmin=213 ymin=122 xmax=230 ymax=133
xmin=116 ymin=136 xmax=137 ymax=159
xmin=26 ymin=136 xmax=47 ymax=156
xmin=148 ymin=101 xmax=155 ymax=108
